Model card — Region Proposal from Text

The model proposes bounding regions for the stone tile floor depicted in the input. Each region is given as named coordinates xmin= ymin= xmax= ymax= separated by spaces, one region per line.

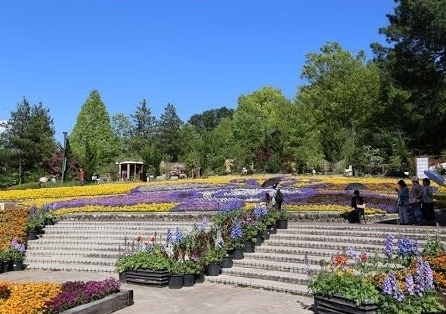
xmin=0 ymin=269 xmax=314 ymax=314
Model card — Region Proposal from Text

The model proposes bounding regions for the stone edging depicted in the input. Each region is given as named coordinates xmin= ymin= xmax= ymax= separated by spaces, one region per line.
xmin=60 ymin=289 xmax=133 ymax=314
xmin=57 ymin=211 xmax=389 ymax=223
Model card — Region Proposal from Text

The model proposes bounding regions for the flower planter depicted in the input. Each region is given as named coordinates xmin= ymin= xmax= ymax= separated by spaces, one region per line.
xmin=206 ymin=263 xmax=220 ymax=276
xmin=255 ymin=235 xmax=263 ymax=246
xmin=277 ymin=219 xmax=288 ymax=229
xmin=182 ymin=273 xmax=195 ymax=287
xmin=243 ymin=242 xmax=254 ymax=253
xmin=168 ymin=274 xmax=184 ymax=289
xmin=221 ymin=255 xmax=233 ymax=268
xmin=2 ymin=261 xmax=9 ymax=273
xmin=124 ymin=269 xmax=169 ymax=287
xmin=27 ymin=230 xmax=38 ymax=240
xmin=119 ymin=272 xmax=127 ymax=283
xmin=194 ymin=271 xmax=205 ymax=283
xmin=262 ymin=229 xmax=270 ymax=240
xmin=314 ymin=294 xmax=379 ymax=314
xmin=232 ymin=248 xmax=244 ymax=260
xmin=12 ymin=260 xmax=23 ymax=271
xmin=269 ymin=225 xmax=277 ymax=234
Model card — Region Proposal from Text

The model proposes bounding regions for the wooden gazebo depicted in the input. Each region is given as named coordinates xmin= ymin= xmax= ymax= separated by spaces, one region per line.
xmin=116 ymin=161 xmax=144 ymax=181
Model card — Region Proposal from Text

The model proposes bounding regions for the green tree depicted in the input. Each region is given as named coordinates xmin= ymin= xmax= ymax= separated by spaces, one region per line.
xmin=298 ymin=42 xmax=381 ymax=167
xmin=2 ymin=98 xmax=56 ymax=183
xmin=70 ymin=90 xmax=118 ymax=178
xmin=372 ymin=0 xmax=446 ymax=153
xmin=232 ymin=86 xmax=290 ymax=171
xmin=111 ymin=113 xmax=133 ymax=158
xmin=156 ymin=103 xmax=183 ymax=162
xmin=188 ymin=107 xmax=234 ymax=132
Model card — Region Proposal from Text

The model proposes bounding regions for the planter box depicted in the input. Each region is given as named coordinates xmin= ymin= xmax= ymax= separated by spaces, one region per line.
xmin=61 ymin=289 xmax=133 ymax=314
xmin=124 ymin=269 xmax=169 ymax=287
xmin=314 ymin=294 xmax=378 ymax=314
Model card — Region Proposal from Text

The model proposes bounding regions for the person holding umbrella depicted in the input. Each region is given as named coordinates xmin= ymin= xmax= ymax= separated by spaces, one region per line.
xmin=348 ymin=190 xmax=365 ymax=223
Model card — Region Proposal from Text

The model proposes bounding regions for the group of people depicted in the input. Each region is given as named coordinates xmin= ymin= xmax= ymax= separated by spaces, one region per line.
xmin=396 ymin=176 xmax=435 ymax=225
xmin=265 ymin=184 xmax=284 ymax=211
xmin=348 ymin=176 xmax=436 ymax=225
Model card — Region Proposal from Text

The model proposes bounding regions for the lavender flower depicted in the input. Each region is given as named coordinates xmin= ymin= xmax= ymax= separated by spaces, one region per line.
xmin=254 ymin=204 xmax=268 ymax=219
xmin=230 ymin=221 xmax=243 ymax=239
xmin=383 ymin=234 xmax=394 ymax=259
xmin=345 ymin=246 xmax=357 ymax=260
xmin=382 ymin=272 xmax=405 ymax=301
xmin=423 ymin=260 xmax=435 ymax=290
xmin=405 ymin=274 xmax=414 ymax=295
xmin=414 ymin=257 xmax=426 ymax=296
xmin=397 ymin=237 xmax=419 ymax=256
xmin=11 ymin=238 xmax=26 ymax=253
xmin=174 ymin=227 xmax=184 ymax=243
xmin=166 ymin=228 xmax=173 ymax=244
xmin=200 ymin=217 xmax=208 ymax=232
xmin=218 ymin=199 xmax=244 ymax=214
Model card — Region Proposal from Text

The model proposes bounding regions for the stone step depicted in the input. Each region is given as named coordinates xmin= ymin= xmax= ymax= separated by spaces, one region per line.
xmin=222 ymin=266 xmax=309 ymax=285
xmin=285 ymin=223 xmax=443 ymax=234
xmin=44 ymin=226 xmax=197 ymax=232
xmin=25 ymin=256 xmax=116 ymax=266
xmin=263 ymin=239 xmax=383 ymax=252
xmin=269 ymin=233 xmax=430 ymax=246
xmin=27 ymin=239 xmax=154 ymax=247
xmin=25 ymin=249 xmax=121 ymax=258
xmin=233 ymin=257 xmax=321 ymax=274
xmin=38 ymin=234 xmax=167 ymax=240
xmin=245 ymin=251 xmax=337 ymax=265
xmin=24 ymin=263 xmax=115 ymax=272
xmin=277 ymin=228 xmax=446 ymax=240
xmin=205 ymin=274 xmax=310 ymax=296
xmin=254 ymin=244 xmax=381 ymax=256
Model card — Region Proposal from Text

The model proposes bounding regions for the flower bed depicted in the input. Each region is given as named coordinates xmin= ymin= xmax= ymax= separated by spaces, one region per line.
xmin=0 ymin=205 xmax=27 ymax=250
xmin=0 ymin=278 xmax=121 ymax=314
xmin=309 ymin=231 xmax=446 ymax=314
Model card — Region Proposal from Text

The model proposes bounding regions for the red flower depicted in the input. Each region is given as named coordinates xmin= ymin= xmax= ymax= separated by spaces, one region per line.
xmin=359 ymin=252 xmax=367 ymax=261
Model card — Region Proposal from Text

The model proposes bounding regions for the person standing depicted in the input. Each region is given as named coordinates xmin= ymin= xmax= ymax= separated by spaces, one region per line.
xmin=409 ymin=176 xmax=423 ymax=224
xmin=396 ymin=180 xmax=410 ymax=225
xmin=422 ymin=178 xmax=435 ymax=224
xmin=349 ymin=190 xmax=365 ymax=223
xmin=78 ymin=168 xmax=85 ymax=186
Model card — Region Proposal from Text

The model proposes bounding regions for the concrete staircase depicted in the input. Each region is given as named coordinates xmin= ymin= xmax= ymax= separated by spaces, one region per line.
xmin=206 ymin=222 xmax=446 ymax=296
xmin=25 ymin=220 xmax=198 ymax=272
xmin=24 ymin=219 xmax=446 ymax=296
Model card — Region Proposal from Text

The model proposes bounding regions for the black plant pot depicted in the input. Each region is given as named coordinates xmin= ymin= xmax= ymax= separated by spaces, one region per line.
xmin=255 ymin=235 xmax=263 ymax=246
xmin=44 ymin=217 xmax=55 ymax=225
xmin=232 ymin=248 xmax=244 ymax=260
xmin=2 ymin=261 xmax=8 ymax=273
xmin=168 ymin=274 xmax=184 ymax=289
xmin=269 ymin=225 xmax=277 ymax=234
xmin=262 ymin=229 xmax=270 ymax=240
xmin=277 ymin=219 xmax=288 ymax=229
xmin=0 ymin=261 xmax=3 ymax=274
xmin=12 ymin=260 xmax=23 ymax=271
xmin=183 ymin=273 xmax=195 ymax=287
xmin=194 ymin=271 xmax=205 ymax=283
xmin=125 ymin=269 xmax=169 ymax=287
xmin=35 ymin=226 xmax=44 ymax=235
xmin=27 ymin=230 xmax=38 ymax=241
xmin=119 ymin=272 xmax=127 ymax=283
xmin=243 ymin=242 xmax=254 ymax=253
xmin=221 ymin=255 xmax=233 ymax=268
xmin=206 ymin=263 xmax=220 ymax=276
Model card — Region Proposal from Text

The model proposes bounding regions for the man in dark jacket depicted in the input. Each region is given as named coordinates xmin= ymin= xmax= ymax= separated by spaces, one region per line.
xmin=349 ymin=190 xmax=365 ymax=223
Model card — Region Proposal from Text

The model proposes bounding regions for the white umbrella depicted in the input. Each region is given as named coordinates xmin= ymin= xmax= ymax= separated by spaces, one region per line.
xmin=39 ymin=177 xmax=49 ymax=183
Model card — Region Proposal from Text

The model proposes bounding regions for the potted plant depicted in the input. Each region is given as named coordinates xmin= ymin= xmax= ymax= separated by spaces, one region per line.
xmin=0 ymin=250 xmax=11 ymax=273
xmin=181 ymin=259 xmax=199 ymax=287
xmin=276 ymin=209 xmax=290 ymax=229
xmin=202 ymin=247 xmax=225 ymax=276
xmin=168 ymin=259 xmax=184 ymax=289
xmin=241 ymin=222 xmax=257 ymax=253
xmin=10 ymin=251 xmax=25 ymax=271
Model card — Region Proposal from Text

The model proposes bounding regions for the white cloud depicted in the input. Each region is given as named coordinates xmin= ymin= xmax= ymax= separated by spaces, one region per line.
xmin=0 ymin=120 xmax=7 ymax=133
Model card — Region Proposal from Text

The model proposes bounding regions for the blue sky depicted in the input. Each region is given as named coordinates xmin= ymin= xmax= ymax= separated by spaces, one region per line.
xmin=0 ymin=1 xmax=395 ymax=142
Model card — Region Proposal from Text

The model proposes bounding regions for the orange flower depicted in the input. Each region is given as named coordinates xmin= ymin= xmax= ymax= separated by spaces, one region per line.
xmin=334 ymin=255 xmax=348 ymax=267
xmin=135 ymin=235 xmax=142 ymax=242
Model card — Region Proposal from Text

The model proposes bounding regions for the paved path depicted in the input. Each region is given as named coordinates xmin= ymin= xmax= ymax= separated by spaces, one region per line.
xmin=0 ymin=270 xmax=314 ymax=314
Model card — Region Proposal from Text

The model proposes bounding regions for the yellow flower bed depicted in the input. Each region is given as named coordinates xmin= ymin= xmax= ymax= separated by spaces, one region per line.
xmin=0 ymin=282 xmax=61 ymax=314
xmin=0 ymin=183 xmax=142 ymax=201
xmin=53 ymin=202 xmax=179 ymax=215
xmin=0 ymin=206 xmax=28 ymax=250
xmin=285 ymin=204 xmax=385 ymax=215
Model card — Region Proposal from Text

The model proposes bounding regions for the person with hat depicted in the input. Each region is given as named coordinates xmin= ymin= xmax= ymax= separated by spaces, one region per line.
xmin=409 ymin=176 xmax=423 ymax=224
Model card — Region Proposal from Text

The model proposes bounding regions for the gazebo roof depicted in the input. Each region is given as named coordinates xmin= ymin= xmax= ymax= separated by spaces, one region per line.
xmin=115 ymin=161 xmax=144 ymax=165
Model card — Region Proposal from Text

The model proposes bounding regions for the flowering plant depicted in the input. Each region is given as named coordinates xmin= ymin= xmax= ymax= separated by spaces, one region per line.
xmin=309 ymin=234 xmax=446 ymax=314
